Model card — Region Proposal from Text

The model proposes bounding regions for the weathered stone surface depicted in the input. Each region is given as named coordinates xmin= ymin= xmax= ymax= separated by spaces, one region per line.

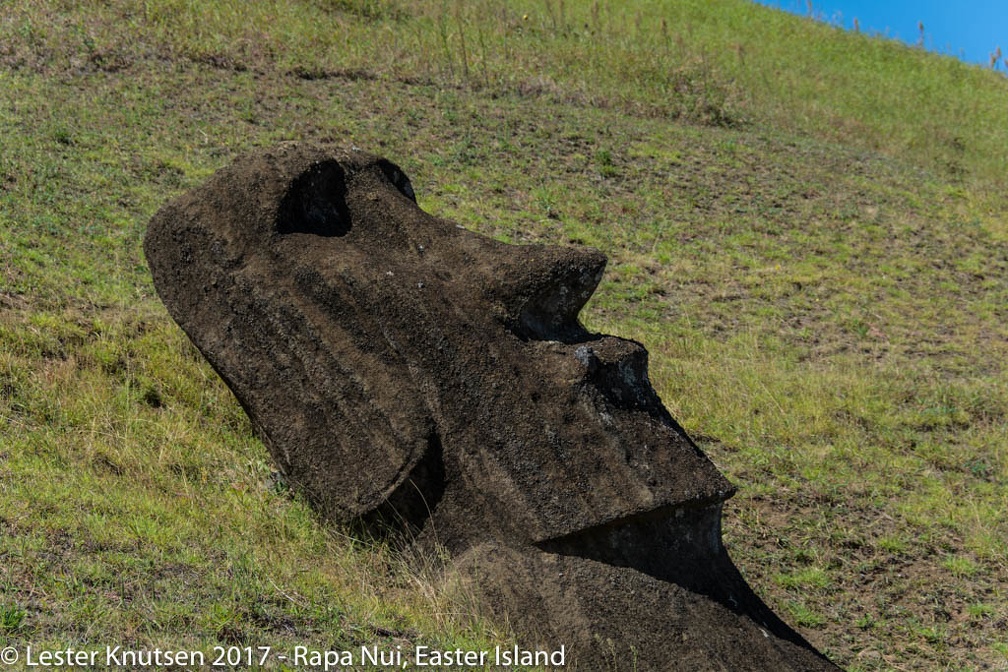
xmin=145 ymin=143 xmax=840 ymax=670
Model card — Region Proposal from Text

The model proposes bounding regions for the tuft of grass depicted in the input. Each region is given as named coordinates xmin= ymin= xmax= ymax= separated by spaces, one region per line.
xmin=966 ymin=603 xmax=994 ymax=620
xmin=776 ymin=566 xmax=832 ymax=591
xmin=942 ymin=555 xmax=980 ymax=579
xmin=0 ymin=604 xmax=26 ymax=633
xmin=786 ymin=601 xmax=827 ymax=629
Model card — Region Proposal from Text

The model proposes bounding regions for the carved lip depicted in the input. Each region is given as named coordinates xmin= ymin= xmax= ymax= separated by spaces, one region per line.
xmin=534 ymin=499 xmax=727 ymax=559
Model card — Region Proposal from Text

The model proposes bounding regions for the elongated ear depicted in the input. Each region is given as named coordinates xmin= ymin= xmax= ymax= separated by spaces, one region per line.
xmin=144 ymin=145 xmax=442 ymax=530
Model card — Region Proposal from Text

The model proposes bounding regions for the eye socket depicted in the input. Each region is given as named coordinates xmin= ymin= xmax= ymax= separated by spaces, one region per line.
xmin=276 ymin=160 xmax=352 ymax=237
xmin=377 ymin=159 xmax=417 ymax=202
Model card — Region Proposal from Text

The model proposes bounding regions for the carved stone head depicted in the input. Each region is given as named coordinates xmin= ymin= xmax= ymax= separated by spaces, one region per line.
xmin=145 ymin=144 xmax=838 ymax=670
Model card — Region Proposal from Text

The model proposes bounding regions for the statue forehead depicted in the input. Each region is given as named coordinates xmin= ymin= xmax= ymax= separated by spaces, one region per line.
xmin=205 ymin=145 xmax=609 ymax=345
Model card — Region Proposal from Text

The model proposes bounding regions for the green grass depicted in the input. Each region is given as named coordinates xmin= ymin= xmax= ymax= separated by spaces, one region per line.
xmin=2 ymin=1 xmax=1007 ymax=670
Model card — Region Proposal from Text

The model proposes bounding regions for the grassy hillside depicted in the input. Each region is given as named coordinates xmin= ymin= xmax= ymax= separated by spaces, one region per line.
xmin=2 ymin=1 xmax=1006 ymax=670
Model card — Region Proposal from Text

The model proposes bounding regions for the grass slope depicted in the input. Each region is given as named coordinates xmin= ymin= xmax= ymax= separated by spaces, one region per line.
xmin=1 ymin=1 xmax=1006 ymax=670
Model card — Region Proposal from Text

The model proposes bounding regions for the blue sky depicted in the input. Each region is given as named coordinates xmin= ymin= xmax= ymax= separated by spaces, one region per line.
xmin=754 ymin=0 xmax=1008 ymax=67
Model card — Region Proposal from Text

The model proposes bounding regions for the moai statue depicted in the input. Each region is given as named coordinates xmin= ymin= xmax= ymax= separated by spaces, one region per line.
xmin=145 ymin=144 xmax=839 ymax=671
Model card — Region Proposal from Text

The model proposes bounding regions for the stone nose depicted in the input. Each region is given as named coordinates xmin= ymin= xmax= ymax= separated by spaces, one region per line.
xmin=485 ymin=243 xmax=607 ymax=342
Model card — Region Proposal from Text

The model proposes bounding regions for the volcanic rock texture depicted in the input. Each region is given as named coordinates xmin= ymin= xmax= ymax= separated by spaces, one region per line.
xmin=145 ymin=143 xmax=839 ymax=671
